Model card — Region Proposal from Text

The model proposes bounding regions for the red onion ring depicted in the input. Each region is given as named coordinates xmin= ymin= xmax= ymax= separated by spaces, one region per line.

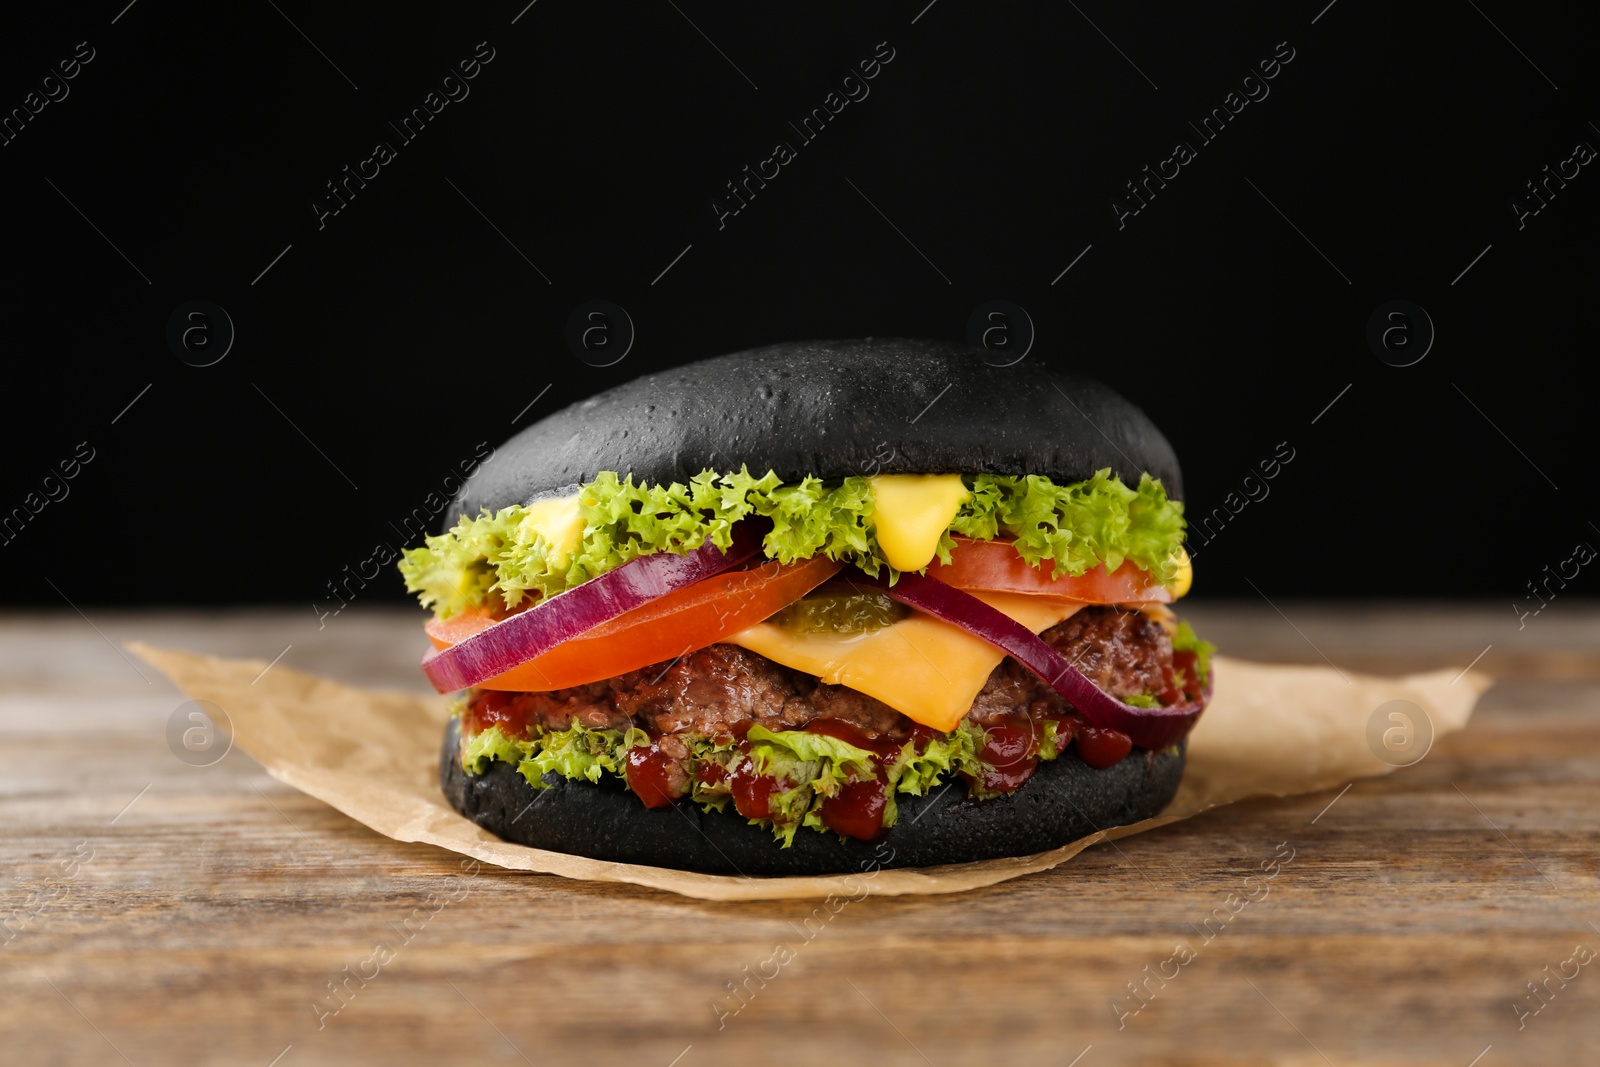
xmin=421 ymin=521 xmax=766 ymax=693
xmin=867 ymin=570 xmax=1209 ymax=750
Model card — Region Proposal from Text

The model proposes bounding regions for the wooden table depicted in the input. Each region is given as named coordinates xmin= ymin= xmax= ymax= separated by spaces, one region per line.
xmin=3 ymin=604 xmax=1596 ymax=1066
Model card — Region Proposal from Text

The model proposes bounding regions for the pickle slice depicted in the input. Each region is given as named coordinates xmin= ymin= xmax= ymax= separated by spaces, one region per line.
xmin=769 ymin=588 xmax=911 ymax=635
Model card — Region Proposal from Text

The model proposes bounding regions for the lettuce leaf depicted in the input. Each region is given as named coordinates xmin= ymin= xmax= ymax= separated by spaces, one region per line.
xmin=460 ymin=724 xmax=527 ymax=776
xmin=951 ymin=469 xmax=1183 ymax=582
xmin=755 ymin=476 xmax=880 ymax=572
xmin=400 ymin=508 xmax=518 ymax=616
xmin=887 ymin=724 xmax=977 ymax=796
xmin=402 ymin=467 xmax=1186 ymax=618
xmin=1037 ymin=718 xmax=1063 ymax=760
xmin=687 ymin=737 xmax=741 ymax=814
xmin=746 ymin=725 xmax=878 ymax=846
xmin=746 ymin=725 xmax=877 ymax=781
xmin=517 ymin=723 xmax=648 ymax=787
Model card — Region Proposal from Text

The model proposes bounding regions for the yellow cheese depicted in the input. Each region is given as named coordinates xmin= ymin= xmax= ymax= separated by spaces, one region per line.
xmin=867 ymin=473 xmax=971 ymax=571
xmin=726 ymin=592 xmax=1082 ymax=732
xmin=1171 ymin=548 xmax=1193 ymax=599
xmin=518 ymin=494 xmax=585 ymax=568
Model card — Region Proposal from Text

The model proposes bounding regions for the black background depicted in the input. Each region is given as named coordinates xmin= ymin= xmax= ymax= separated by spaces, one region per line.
xmin=0 ymin=1 xmax=1594 ymax=610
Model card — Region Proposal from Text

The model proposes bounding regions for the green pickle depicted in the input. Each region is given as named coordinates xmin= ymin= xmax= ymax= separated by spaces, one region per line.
xmin=770 ymin=589 xmax=911 ymax=635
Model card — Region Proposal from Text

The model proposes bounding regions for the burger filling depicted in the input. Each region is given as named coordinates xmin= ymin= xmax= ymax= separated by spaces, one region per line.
xmin=403 ymin=467 xmax=1214 ymax=845
xmin=454 ymin=605 xmax=1213 ymax=844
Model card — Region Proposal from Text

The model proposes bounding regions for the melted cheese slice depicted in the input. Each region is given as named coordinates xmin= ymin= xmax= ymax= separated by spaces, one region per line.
xmin=867 ymin=473 xmax=970 ymax=571
xmin=726 ymin=592 xmax=1082 ymax=732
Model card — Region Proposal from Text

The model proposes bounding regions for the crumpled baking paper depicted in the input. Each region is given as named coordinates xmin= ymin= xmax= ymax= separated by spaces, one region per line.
xmin=130 ymin=643 xmax=1489 ymax=901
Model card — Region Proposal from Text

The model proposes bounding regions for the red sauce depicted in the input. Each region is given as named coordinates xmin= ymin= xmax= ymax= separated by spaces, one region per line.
xmin=1047 ymin=713 xmax=1082 ymax=749
xmin=696 ymin=761 xmax=726 ymax=786
xmin=626 ymin=744 xmax=678 ymax=809
xmin=908 ymin=722 xmax=942 ymax=754
xmin=728 ymin=758 xmax=776 ymax=820
xmin=1154 ymin=662 xmax=1177 ymax=705
xmin=465 ymin=690 xmax=531 ymax=737
xmin=797 ymin=721 xmax=899 ymax=837
xmin=1076 ymin=725 xmax=1133 ymax=769
xmin=820 ymin=779 xmax=889 ymax=840
xmin=1172 ymin=649 xmax=1202 ymax=701
xmin=805 ymin=718 xmax=902 ymax=764
xmin=959 ymin=714 xmax=1040 ymax=795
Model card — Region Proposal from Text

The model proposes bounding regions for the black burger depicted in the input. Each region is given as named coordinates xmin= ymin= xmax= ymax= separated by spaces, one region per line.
xmin=401 ymin=339 xmax=1214 ymax=875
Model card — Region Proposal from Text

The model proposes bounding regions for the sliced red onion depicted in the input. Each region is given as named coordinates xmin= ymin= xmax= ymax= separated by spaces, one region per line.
xmin=421 ymin=521 xmax=766 ymax=693
xmin=868 ymin=570 xmax=1209 ymax=750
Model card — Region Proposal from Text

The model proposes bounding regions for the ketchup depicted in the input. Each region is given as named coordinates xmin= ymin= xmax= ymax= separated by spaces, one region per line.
xmin=820 ymin=779 xmax=888 ymax=840
xmin=1076 ymin=725 xmax=1133 ymax=769
xmin=1157 ymin=663 xmax=1181 ymax=706
xmin=626 ymin=744 xmax=678 ymax=809
xmin=803 ymin=721 xmax=899 ymax=838
xmin=1172 ymin=649 xmax=1202 ymax=701
xmin=1048 ymin=713 xmax=1082 ymax=750
xmin=971 ymin=716 xmax=1040 ymax=794
xmin=907 ymin=722 xmax=942 ymax=754
xmin=805 ymin=719 xmax=902 ymax=764
xmin=466 ymin=690 xmax=530 ymax=737
xmin=728 ymin=758 xmax=776 ymax=820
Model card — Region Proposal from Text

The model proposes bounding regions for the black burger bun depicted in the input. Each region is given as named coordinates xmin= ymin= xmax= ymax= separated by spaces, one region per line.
xmin=439 ymin=717 xmax=1186 ymax=876
xmin=453 ymin=338 xmax=1182 ymax=521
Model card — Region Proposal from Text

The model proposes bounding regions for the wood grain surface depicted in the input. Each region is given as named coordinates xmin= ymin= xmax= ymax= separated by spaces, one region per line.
xmin=2 ymin=603 xmax=1596 ymax=1066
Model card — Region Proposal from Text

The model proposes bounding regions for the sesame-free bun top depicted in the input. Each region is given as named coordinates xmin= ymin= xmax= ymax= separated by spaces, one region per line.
xmin=453 ymin=338 xmax=1182 ymax=518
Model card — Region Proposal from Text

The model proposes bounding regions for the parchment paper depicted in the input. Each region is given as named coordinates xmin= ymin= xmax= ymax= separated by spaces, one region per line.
xmin=130 ymin=643 xmax=1489 ymax=901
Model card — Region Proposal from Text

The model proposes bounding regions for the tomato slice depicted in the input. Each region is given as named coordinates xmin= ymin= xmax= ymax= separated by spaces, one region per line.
xmin=425 ymin=554 xmax=844 ymax=691
xmin=925 ymin=537 xmax=1171 ymax=604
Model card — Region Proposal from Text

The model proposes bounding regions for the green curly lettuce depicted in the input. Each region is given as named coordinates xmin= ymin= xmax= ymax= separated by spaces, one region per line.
xmin=1037 ymin=718 xmax=1064 ymax=760
xmin=757 ymin=475 xmax=879 ymax=569
xmin=747 ymin=725 xmax=877 ymax=780
xmin=686 ymin=735 xmax=742 ymax=814
xmin=950 ymin=470 xmax=1184 ymax=582
xmin=891 ymin=723 xmax=978 ymax=796
xmin=400 ymin=512 xmax=512 ymax=617
xmin=463 ymin=722 xmax=647 ymax=785
xmin=746 ymin=725 xmax=879 ymax=845
xmin=519 ymin=723 xmax=648 ymax=786
xmin=402 ymin=467 xmax=1186 ymax=619
xmin=460 ymin=724 xmax=528 ymax=776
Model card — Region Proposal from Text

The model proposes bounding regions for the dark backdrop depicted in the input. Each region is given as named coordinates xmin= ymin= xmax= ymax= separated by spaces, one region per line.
xmin=1 ymin=1 xmax=1594 ymax=610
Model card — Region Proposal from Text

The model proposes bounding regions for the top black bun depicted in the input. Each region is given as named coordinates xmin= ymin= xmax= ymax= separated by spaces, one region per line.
xmin=454 ymin=338 xmax=1182 ymax=519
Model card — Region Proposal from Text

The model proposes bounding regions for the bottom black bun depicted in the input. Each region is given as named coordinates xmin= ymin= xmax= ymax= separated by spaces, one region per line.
xmin=439 ymin=718 xmax=1185 ymax=876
